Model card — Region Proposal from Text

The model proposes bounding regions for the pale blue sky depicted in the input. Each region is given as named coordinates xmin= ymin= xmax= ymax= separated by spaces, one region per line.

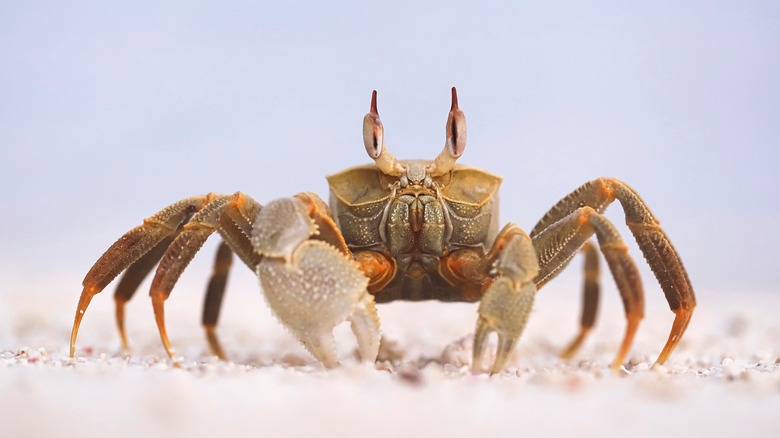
xmin=1 ymin=1 xmax=778 ymax=304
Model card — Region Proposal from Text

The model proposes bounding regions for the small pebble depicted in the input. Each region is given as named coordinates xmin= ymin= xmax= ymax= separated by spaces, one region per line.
xmin=397 ymin=365 xmax=424 ymax=386
xmin=632 ymin=362 xmax=651 ymax=372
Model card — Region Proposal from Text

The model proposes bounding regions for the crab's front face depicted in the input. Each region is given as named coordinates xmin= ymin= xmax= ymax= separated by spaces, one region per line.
xmin=326 ymin=89 xmax=503 ymax=302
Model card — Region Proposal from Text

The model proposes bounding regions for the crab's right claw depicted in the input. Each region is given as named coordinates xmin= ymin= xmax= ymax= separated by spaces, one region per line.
xmin=253 ymin=198 xmax=380 ymax=368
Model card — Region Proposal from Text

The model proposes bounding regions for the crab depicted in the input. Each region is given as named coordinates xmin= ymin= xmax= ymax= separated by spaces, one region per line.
xmin=69 ymin=88 xmax=696 ymax=374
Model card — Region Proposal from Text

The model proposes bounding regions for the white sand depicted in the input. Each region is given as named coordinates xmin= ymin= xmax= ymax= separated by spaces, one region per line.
xmin=1 ymin=274 xmax=778 ymax=438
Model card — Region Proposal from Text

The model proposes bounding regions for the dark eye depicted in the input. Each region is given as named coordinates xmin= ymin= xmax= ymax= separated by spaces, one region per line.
xmin=445 ymin=87 xmax=466 ymax=157
xmin=363 ymin=90 xmax=384 ymax=159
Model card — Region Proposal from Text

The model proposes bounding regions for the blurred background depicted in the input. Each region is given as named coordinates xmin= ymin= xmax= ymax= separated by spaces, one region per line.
xmin=0 ymin=1 xmax=778 ymax=353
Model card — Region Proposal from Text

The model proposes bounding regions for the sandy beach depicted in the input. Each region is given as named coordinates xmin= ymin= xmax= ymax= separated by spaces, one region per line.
xmin=2 ymin=273 xmax=777 ymax=438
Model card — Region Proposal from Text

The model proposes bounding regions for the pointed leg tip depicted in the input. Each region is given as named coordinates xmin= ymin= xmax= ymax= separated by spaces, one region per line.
xmin=559 ymin=330 xmax=589 ymax=360
xmin=655 ymin=306 xmax=694 ymax=365
xmin=117 ymin=325 xmax=130 ymax=351
xmin=654 ymin=351 xmax=672 ymax=367
xmin=151 ymin=294 xmax=178 ymax=360
xmin=610 ymin=363 xmax=630 ymax=375
xmin=559 ymin=350 xmax=574 ymax=360
xmin=70 ymin=286 xmax=98 ymax=360
xmin=69 ymin=327 xmax=81 ymax=359
xmin=610 ymin=350 xmax=630 ymax=372
xmin=205 ymin=326 xmax=228 ymax=361
xmin=115 ymin=298 xmax=130 ymax=349
xmin=608 ymin=315 xmax=640 ymax=373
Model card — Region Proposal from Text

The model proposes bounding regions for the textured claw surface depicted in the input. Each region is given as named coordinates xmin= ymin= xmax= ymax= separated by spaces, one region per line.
xmin=473 ymin=277 xmax=536 ymax=374
xmin=252 ymin=198 xmax=317 ymax=260
xmin=258 ymin=240 xmax=379 ymax=367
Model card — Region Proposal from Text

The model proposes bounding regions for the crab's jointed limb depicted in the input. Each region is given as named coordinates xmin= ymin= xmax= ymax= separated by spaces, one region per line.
xmin=252 ymin=195 xmax=380 ymax=367
xmin=112 ymin=232 xmax=180 ymax=351
xmin=70 ymin=195 xmax=214 ymax=357
xmin=532 ymin=205 xmax=644 ymax=370
xmin=559 ymin=242 xmax=600 ymax=360
xmin=531 ymin=177 xmax=696 ymax=368
xmin=201 ymin=241 xmax=234 ymax=360
xmin=471 ymin=223 xmax=539 ymax=375
xmin=72 ymin=192 xmax=260 ymax=359
xmin=144 ymin=193 xmax=261 ymax=359
xmin=71 ymin=190 xmax=380 ymax=367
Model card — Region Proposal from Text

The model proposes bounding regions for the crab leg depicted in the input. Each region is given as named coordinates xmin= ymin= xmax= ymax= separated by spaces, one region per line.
xmin=70 ymin=195 xmax=214 ymax=357
xmin=149 ymin=193 xmax=262 ymax=359
xmin=253 ymin=196 xmax=380 ymax=368
xmin=532 ymin=206 xmax=644 ymax=370
xmin=202 ymin=241 xmax=233 ymax=360
xmin=113 ymin=233 xmax=179 ymax=350
xmin=472 ymin=223 xmax=539 ymax=374
xmin=197 ymin=209 xmax=265 ymax=359
xmin=216 ymin=212 xmax=262 ymax=270
xmin=531 ymin=178 xmax=696 ymax=366
xmin=559 ymin=241 xmax=600 ymax=359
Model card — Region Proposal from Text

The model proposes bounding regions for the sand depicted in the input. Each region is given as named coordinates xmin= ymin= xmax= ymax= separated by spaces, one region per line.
xmin=1 ymin=274 xmax=778 ymax=438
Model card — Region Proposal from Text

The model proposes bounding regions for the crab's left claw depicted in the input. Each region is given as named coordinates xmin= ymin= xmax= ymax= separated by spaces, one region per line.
xmin=473 ymin=278 xmax=536 ymax=375
xmin=253 ymin=198 xmax=380 ymax=368
xmin=472 ymin=224 xmax=539 ymax=375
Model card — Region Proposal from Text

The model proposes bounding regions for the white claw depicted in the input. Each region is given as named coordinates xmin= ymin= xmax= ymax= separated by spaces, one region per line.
xmin=348 ymin=294 xmax=381 ymax=363
xmin=257 ymin=239 xmax=380 ymax=368
xmin=302 ymin=331 xmax=340 ymax=369
xmin=252 ymin=198 xmax=318 ymax=262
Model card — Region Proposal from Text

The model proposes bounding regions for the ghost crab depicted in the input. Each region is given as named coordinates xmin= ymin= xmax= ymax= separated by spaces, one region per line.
xmin=69 ymin=88 xmax=696 ymax=374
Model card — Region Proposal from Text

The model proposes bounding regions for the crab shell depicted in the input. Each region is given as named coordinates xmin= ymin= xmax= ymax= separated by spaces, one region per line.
xmin=327 ymin=161 xmax=502 ymax=303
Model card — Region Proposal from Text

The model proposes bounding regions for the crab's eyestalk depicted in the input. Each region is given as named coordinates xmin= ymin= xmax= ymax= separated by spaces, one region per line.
xmin=446 ymin=87 xmax=467 ymax=158
xmin=428 ymin=87 xmax=467 ymax=177
xmin=363 ymin=90 xmax=404 ymax=176
xmin=363 ymin=91 xmax=383 ymax=159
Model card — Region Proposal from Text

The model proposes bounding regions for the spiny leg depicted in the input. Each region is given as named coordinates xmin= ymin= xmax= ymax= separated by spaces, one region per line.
xmin=202 ymin=196 xmax=263 ymax=359
xmin=531 ymin=177 xmax=696 ymax=365
xmin=202 ymin=241 xmax=233 ymax=360
xmin=70 ymin=195 xmax=213 ymax=357
xmin=472 ymin=223 xmax=539 ymax=375
xmin=113 ymin=234 xmax=177 ymax=351
xmin=559 ymin=241 xmax=600 ymax=359
xmin=532 ymin=206 xmax=644 ymax=370
xmin=150 ymin=193 xmax=262 ymax=359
